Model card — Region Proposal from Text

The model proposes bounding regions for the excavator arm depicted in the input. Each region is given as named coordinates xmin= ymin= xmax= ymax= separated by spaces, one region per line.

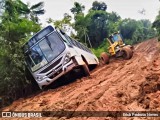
xmin=107 ymin=38 xmax=119 ymax=55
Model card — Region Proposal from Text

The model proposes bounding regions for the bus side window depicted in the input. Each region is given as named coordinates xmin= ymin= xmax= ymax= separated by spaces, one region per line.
xmin=80 ymin=43 xmax=85 ymax=51
xmin=87 ymin=48 xmax=92 ymax=53
xmin=70 ymin=39 xmax=75 ymax=46
xmin=76 ymin=41 xmax=81 ymax=49
xmin=72 ymin=40 xmax=77 ymax=47
xmin=79 ymin=42 xmax=84 ymax=50
xmin=88 ymin=48 xmax=92 ymax=53
xmin=85 ymin=46 xmax=90 ymax=53
xmin=65 ymin=35 xmax=74 ymax=47
xmin=82 ymin=45 xmax=87 ymax=52
xmin=58 ymin=32 xmax=73 ymax=47
xmin=75 ymin=40 xmax=79 ymax=48
xmin=81 ymin=44 xmax=86 ymax=51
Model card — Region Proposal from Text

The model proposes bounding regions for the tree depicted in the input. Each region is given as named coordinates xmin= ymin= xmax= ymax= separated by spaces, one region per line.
xmin=153 ymin=11 xmax=160 ymax=36
xmin=74 ymin=10 xmax=120 ymax=47
xmin=47 ymin=13 xmax=72 ymax=33
xmin=0 ymin=0 xmax=45 ymax=23
xmin=91 ymin=1 xmax=107 ymax=11
xmin=74 ymin=7 xmax=122 ymax=47
xmin=153 ymin=0 xmax=160 ymax=40
xmin=0 ymin=0 xmax=41 ymax=107
xmin=23 ymin=1 xmax=45 ymax=23
xmin=119 ymin=19 xmax=156 ymax=44
xmin=70 ymin=2 xmax=85 ymax=19
xmin=119 ymin=19 xmax=140 ymax=40
xmin=54 ymin=13 xmax=72 ymax=28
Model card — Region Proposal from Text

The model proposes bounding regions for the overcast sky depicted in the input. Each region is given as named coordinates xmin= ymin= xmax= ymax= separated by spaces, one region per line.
xmin=22 ymin=0 xmax=160 ymax=26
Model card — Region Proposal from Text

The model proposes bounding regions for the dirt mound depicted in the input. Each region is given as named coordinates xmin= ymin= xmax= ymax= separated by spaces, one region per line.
xmin=2 ymin=38 xmax=160 ymax=120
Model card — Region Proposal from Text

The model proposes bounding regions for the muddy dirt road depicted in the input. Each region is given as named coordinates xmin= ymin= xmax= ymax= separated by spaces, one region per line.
xmin=2 ymin=38 xmax=160 ymax=120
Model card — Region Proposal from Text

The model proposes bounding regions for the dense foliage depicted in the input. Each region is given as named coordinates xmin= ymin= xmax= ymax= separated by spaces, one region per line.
xmin=119 ymin=19 xmax=157 ymax=45
xmin=153 ymin=10 xmax=160 ymax=40
xmin=0 ymin=0 xmax=43 ymax=107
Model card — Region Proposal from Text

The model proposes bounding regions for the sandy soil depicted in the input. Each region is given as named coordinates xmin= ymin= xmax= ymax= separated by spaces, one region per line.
xmin=1 ymin=38 xmax=160 ymax=120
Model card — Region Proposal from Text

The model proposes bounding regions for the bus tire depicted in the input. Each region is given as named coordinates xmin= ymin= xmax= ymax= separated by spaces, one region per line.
xmin=82 ymin=64 xmax=90 ymax=76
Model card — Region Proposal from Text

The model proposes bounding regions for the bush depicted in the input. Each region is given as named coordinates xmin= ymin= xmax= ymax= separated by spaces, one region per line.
xmin=91 ymin=39 xmax=109 ymax=57
xmin=124 ymin=39 xmax=134 ymax=45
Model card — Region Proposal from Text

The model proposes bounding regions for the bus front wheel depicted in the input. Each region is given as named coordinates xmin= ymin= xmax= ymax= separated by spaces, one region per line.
xmin=82 ymin=64 xmax=90 ymax=76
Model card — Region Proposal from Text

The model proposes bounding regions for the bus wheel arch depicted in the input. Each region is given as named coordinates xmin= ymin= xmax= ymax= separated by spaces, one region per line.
xmin=81 ymin=55 xmax=88 ymax=65
xmin=94 ymin=58 xmax=99 ymax=65
xmin=81 ymin=55 xmax=90 ymax=76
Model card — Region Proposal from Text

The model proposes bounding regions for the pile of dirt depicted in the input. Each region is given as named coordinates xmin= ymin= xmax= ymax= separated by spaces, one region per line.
xmin=1 ymin=38 xmax=160 ymax=120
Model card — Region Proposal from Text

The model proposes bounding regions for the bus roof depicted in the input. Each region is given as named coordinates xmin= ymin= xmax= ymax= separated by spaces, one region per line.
xmin=22 ymin=25 xmax=54 ymax=51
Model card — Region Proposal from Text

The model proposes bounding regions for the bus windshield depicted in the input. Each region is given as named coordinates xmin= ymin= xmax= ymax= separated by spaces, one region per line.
xmin=25 ymin=32 xmax=65 ymax=72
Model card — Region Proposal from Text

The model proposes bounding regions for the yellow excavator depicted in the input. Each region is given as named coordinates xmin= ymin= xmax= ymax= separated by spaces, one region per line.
xmin=100 ymin=32 xmax=133 ymax=64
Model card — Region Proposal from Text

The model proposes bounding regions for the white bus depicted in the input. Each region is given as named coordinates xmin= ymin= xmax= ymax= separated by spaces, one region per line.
xmin=23 ymin=25 xmax=99 ymax=89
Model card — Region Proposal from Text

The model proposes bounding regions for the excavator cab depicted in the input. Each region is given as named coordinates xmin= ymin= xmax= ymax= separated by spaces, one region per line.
xmin=110 ymin=33 xmax=124 ymax=46
xmin=107 ymin=32 xmax=126 ymax=56
xmin=110 ymin=33 xmax=122 ymax=43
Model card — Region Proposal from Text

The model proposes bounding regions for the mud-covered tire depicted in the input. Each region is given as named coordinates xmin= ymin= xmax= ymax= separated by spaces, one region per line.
xmin=126 ymin=45 xmax=134 ymax=51
xmin=100 ymin=52 xmax=110 ymax=64
xmin=82 ymin=64 xmax=90 ymax=76
xmin=122 ymin=47 xmax=133 ymax=59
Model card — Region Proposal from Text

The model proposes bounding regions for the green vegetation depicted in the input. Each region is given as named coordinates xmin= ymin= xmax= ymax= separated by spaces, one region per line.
xmin=153 ymin=10 xmax=160 ymax=41
xmin=91 ymin=39 xmax=109 ymax=57
xmin=0 ymin=0 xmax=43 ymax=107
xmin=0 ymin=0 xmax=159 ymax=107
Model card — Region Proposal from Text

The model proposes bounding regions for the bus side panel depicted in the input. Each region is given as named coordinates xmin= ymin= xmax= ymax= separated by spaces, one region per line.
xmin=74 ymin=56 xmax=86 ymax=65
xmin=73 ymin=47 xmax=98 ymax=65
xmin=80 ymin=50 xmax=98 ymax=65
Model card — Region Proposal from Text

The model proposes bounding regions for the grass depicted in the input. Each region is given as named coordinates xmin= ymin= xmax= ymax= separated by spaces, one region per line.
xmin=91 ymin=39 xmax=109 ymax=58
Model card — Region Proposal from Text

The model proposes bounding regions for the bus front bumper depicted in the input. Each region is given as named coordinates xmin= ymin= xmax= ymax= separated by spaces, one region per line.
xmin=37 ymin=60 xmax=76 ymax=89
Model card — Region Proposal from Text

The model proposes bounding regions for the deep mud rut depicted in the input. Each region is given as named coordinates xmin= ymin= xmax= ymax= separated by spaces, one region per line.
xmin=1 ymin=38 xmax=160 ymax=120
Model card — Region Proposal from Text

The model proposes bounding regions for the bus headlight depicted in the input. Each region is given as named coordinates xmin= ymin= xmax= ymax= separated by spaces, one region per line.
xmin=36 ymin=76 xmax=42 ymax=81
xmin=64 ymin=53 xmax=71 ymax=64
xmin=36 ymin=74 xmax=46 ymax=81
